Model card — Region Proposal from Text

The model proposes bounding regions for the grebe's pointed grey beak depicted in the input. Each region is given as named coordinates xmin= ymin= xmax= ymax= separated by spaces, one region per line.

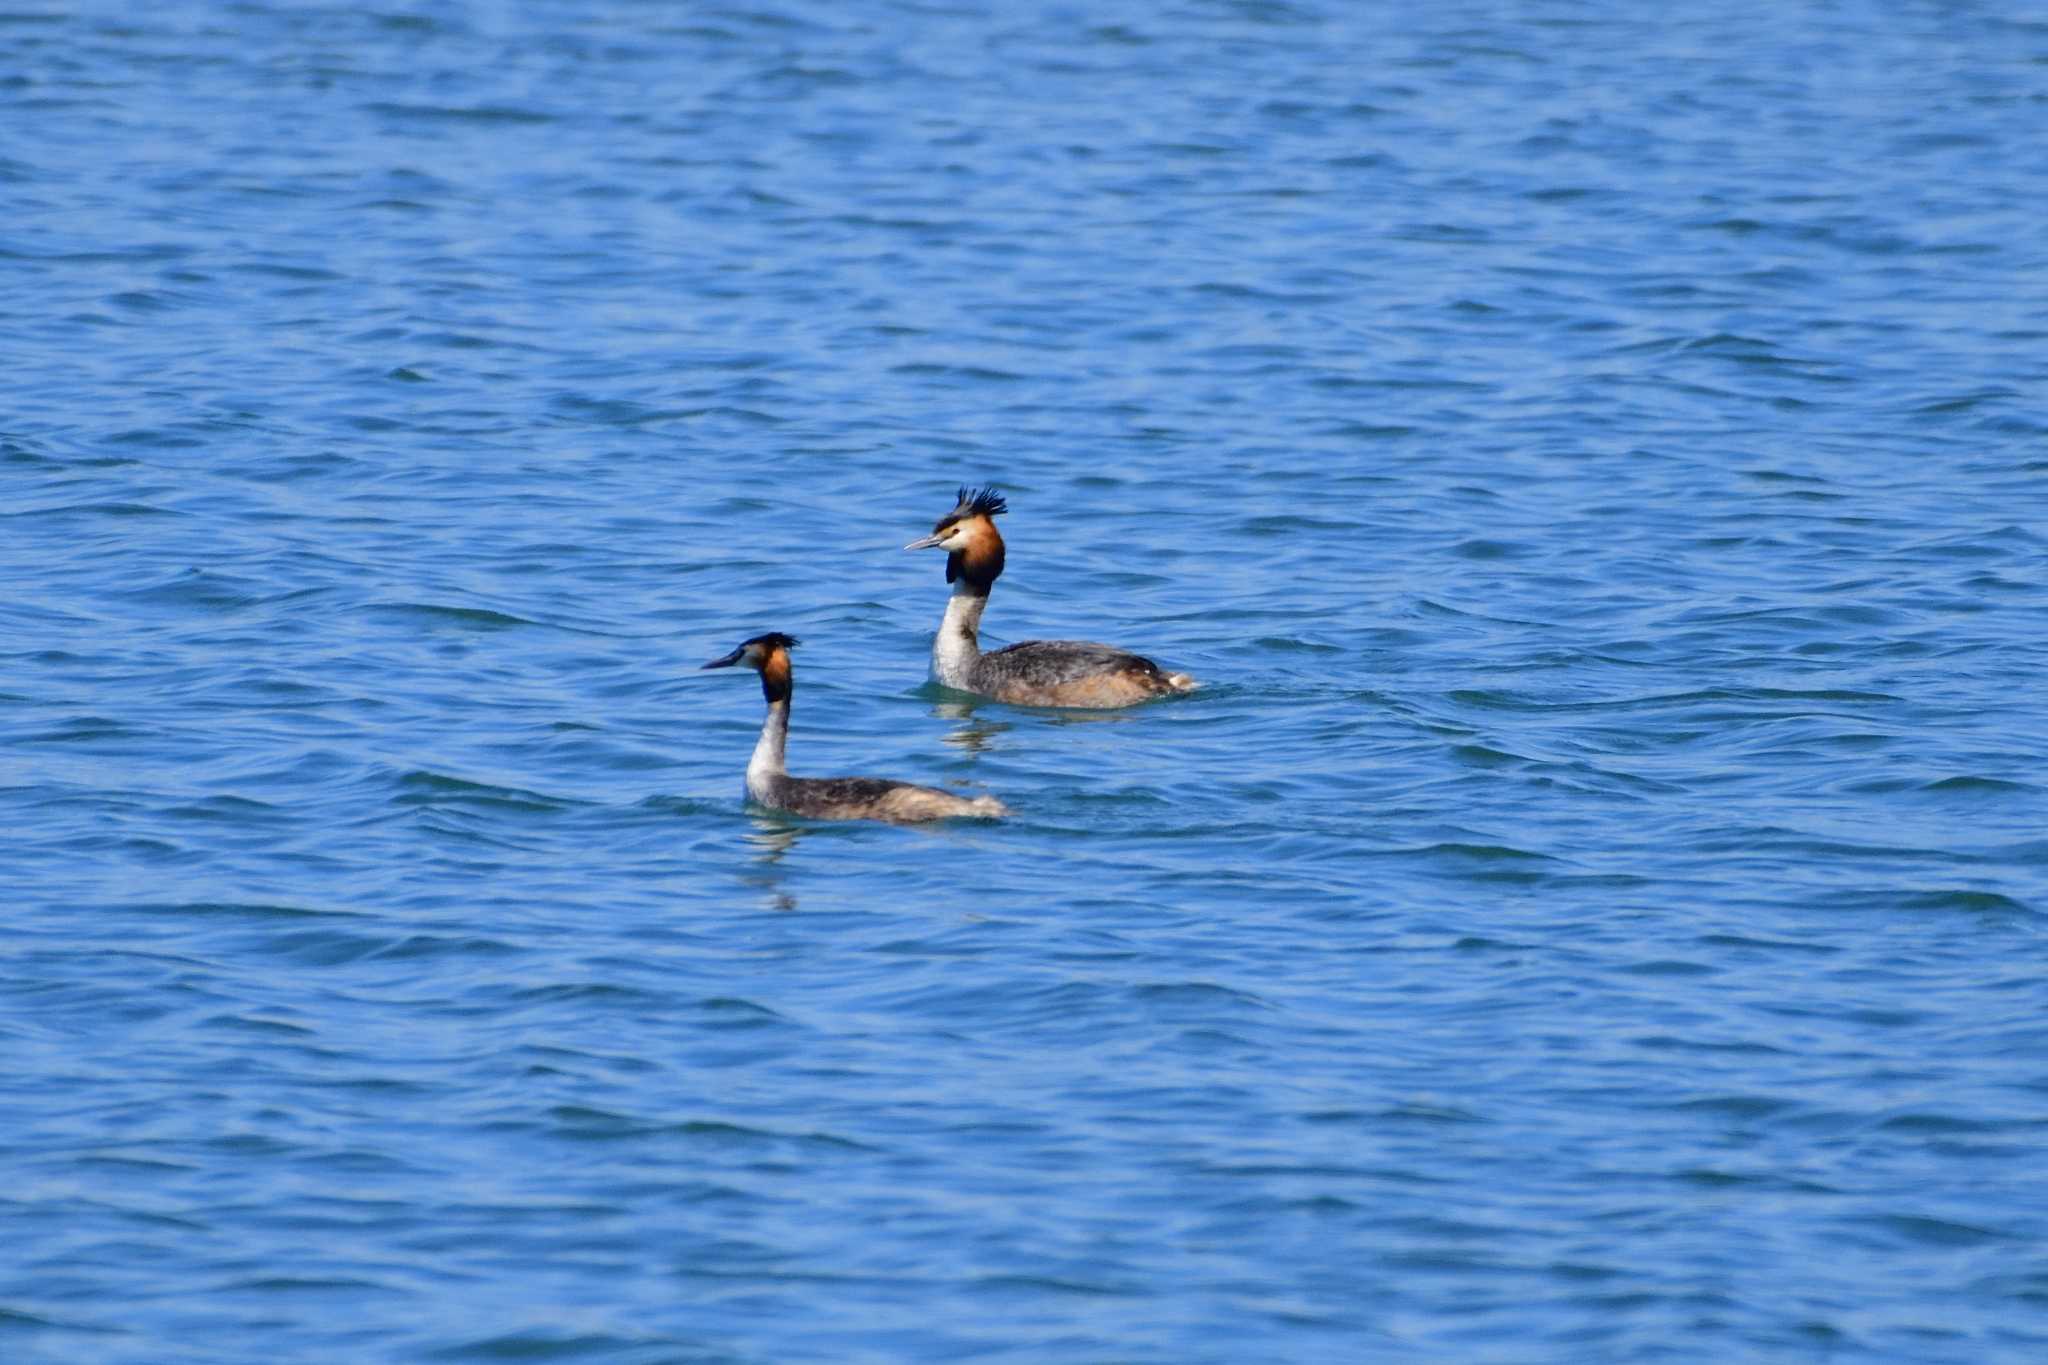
xmin=701 ymin=646 xmax=746 ymax=669
xmin=904 ymin=532 xmax=945 ymax=551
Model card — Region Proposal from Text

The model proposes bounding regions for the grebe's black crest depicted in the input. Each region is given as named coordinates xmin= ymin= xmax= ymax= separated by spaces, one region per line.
xmin=747 ymin=632 xmax=801 ymax=652
xmin=953 ymin=485 xmax=1007 ymax=521
xmin=905 ymin=485 xmax=1010 ymax=589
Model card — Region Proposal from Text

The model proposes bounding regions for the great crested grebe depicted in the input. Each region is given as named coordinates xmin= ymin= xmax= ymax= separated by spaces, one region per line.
xmin=703 ymin=632 xmax=1007 ymax=822
xmin=904 ymin=486 xmax=1198 ymax=708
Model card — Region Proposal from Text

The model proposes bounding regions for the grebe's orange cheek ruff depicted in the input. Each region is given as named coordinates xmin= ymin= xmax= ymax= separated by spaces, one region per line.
xmin=905 ymin=485 xmax=1007 ymax=554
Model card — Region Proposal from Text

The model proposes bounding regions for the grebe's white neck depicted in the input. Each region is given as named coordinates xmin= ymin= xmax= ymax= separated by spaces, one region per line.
xmin=933 ymin=583 xmax=988 ymax=691
xmin=746 ymin=699 xmax=789 ymax=803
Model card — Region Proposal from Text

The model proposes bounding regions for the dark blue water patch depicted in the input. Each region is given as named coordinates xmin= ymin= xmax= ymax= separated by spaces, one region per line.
xmin=360 ymin=102 xmax=560 ymax=126
xmin=423 ymin=1331 xmax=681 ymax=1362
xmin=1920 ymin=776 xmax=2040 ymax=796
xmin=386 ymin=771 xmax=577 ymax=815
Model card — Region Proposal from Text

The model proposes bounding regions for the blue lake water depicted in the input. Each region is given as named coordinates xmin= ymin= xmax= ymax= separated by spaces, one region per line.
xmin=5 ymin=3 xmax=2047 ymax=1360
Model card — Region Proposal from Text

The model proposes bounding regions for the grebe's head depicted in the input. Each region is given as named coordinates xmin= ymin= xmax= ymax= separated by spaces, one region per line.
xmin=703 ymin=632 xmax=799 ymax=701
xmin=904 ymin=485 xmax=1006 ymax=588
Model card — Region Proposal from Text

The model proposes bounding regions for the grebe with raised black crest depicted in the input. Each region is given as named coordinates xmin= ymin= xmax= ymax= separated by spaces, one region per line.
xmin=904 ymin=486 xmax=1198 ymax=708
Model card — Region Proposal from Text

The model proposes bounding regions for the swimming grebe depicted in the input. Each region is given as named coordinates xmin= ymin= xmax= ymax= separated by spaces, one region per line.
xmin=904 ymin=486 xmax=1198 ymax=708
xmin=703 ymin=632 xmax=1007 ymax=823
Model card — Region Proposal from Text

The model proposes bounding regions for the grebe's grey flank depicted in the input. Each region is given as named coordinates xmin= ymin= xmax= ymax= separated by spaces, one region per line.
xmin=702 ymin=632 xmax=1007 ymax=823
xmin=904 ymin=486 xmax=1198 ymax=708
